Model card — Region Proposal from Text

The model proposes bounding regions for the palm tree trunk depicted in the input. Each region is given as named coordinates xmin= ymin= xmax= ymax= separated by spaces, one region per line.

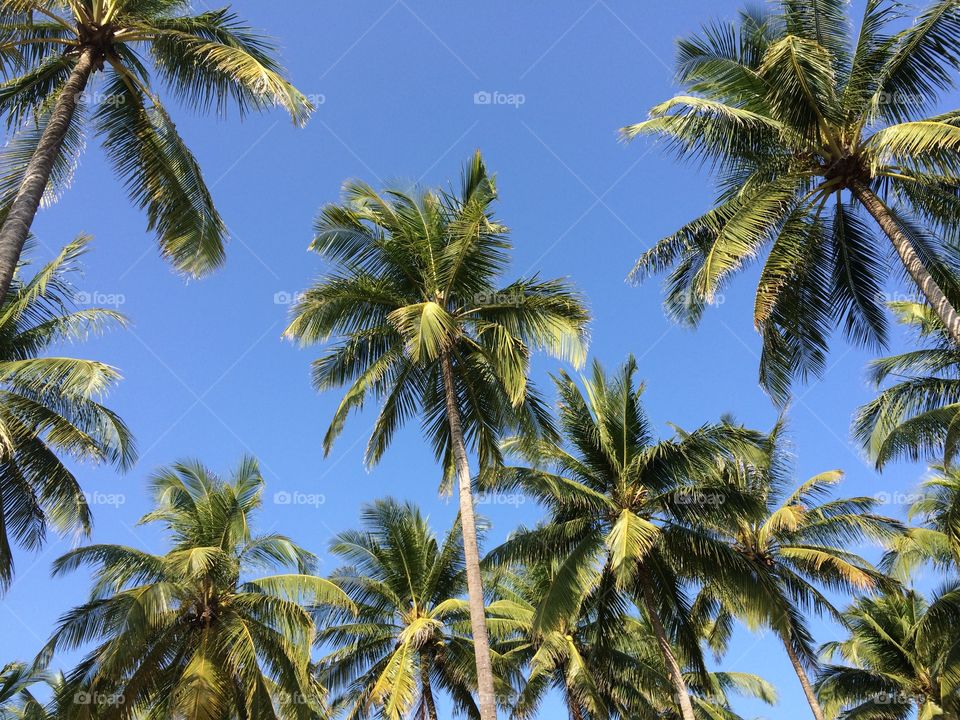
xmin=420 ymin=651 xmax=439 ymax=720
xmin=782 ymin=638 xmax=826 ymax=720
xmin=0 ymin=47 xmax=97 ymax=301
xmin=640 ymin=581 xmax=696 ymax=720
xmin=567 ymin=694 xmax=585 ymax=720
xmin=851 ymin=179 xmax=960 ymax=345
xmin=439 ymin=351 xmax=498 ymax=720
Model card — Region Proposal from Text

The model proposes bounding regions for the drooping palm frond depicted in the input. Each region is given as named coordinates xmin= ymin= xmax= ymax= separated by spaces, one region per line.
xmin=485 ymin=355 xmax=775 ymax=718
xmin=0 ymin=235 xmax=133 ymax=590
xmin=855 ymin=299 xmax=960 ymax=468
xmin=46 ymin=457 xmax=352 ymax=720
xmin=815 ymin=588 xmax=960 ymax=720
xmin=315 ymin=499 xmax=483 ymax=720
xmin=0 ymin=0 xmax=313 ymax=279
xmin=623 ymin=0 xmax=960 ymax=401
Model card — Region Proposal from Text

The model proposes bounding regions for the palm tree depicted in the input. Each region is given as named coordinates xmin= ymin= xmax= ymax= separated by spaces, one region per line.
xmin=486 ymin=564 xmax=778 ymax=720
xmin=855 ymin=300 xmax=960 ymax=467
xmin=890 ymin=465 xmax=960 ymax=575
xmin=316 ymin=498 xmax=483 ymax=720
xmin=816 ymin=589 xmax=960 ymax=719
xmin=622 ymin=0 xmax=960 ymax=401
xmin=485 ymin=356 xmax=772 ymax=720
xmin=700 ymin=453 xmax=901 ymax=720
xmin=285 ymin=151 xmax=590 ymax=720
xmin=0 ymin=235 xmax=134 ymax=589
xmin=0 ymin=1 xmax=313 ymax=300
xmin=0 ymin=661 xmax=53 ymax=720
xmin=45 ymin=457 xmax=352 ymax=720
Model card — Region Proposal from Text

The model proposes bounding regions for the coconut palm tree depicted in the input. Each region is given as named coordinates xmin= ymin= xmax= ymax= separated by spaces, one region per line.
xmin=816 ymin=589 xmax=960 ymax=719
xmin=485 ymin=356 xmax=772 ymax=720
xmin=285 ymin=151 xmax=590 ymax=720
xmin=0 ymin=235 xmax=134 ymax=589
xmin=885 ymin=464 xmax=960 ymax=580
xmin=855 ymin=300 xmax=960 ymax=467
xmin=316 ymin=498 xmax=484 ymax=720
xmin=0 ymin=1 xmax=314 ymax=300
xmin=622 ymin=0 xmax=960 ymax=401
xmin=699 ymin=453 xmax=901 ymax=720
xmin=0 ymin=661 xmax=53 ymax=720
xmin=45 ymin=457 xmax=352 ymax=720
xmin=486 ymin=564 xmax=778 ymax=720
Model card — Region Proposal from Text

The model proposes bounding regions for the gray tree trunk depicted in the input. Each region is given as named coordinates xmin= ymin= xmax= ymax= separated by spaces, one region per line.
xmin=0 ymin=47 xmax=96 ymax=300
xmin=440 ymin=352 xmax=498 ymax=720
xmin=851 ymin=179 xmax=960 ymax=345
xmin=420 ymin=651 xmax=439 ymax=720
xmin=640 ymin=581 xmax=696 ymax=720
xmin=782 ymin=638 xmax=826 ymax=720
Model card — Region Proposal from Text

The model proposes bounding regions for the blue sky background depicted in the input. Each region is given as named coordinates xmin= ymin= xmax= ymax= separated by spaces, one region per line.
xmin=3 ymin=1 xmax=956 ymax=718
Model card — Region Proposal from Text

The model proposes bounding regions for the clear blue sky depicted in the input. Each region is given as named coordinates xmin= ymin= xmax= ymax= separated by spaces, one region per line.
xmin=4 ymin=2 xmax=954 ymax=718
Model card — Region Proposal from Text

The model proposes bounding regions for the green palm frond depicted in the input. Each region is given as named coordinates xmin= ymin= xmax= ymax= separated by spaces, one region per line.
xmin=0 ymin=236 xmax=132 ymax=590
xmin=623 ymin=0 xmax=960 ymax=400
xmin=48 ymin=456 xmax=327 ymax=720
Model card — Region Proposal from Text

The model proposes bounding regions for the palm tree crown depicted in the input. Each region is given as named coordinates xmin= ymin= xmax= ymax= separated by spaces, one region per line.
xmin=316 ymin=499 xmax=481 ymax=720
xmin=0 ymin=0 xmax=313 ymax=299
xmin=700 ymin=451 xmax=901 ymax=720
xmin=0 ymin=235 xmax=133 ymax=589
xmin=285 ymin=150 xmax=590 ymax=720
xmin=487 ymin=356 xmax=772 ymax=720
xmin=46 ymin=457 xmax=352 ymax=720
xmin=855 ymin=300 xmax=960 ymax=468
xmin=623 ymin=0 xmax=960 ymax=401
xmin=816 ymin=589 xmax=960 ymax=720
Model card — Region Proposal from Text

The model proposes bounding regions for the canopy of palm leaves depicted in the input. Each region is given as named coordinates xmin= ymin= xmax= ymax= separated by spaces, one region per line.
xmin=485 ymin=356 xmax=775 ymax=710
xmin=284 ymin=149 xmax=589 ymax=476
xmin=316 ymin=499 xmax=483 ymax=720
xmin=45 ymin=457 xmax=352 ymax=720
xmin=883 ymin=463 xmax=960 ymax=582
xmin=703 ymin=445 xmax=901 ymax=663
xmin=486 ymin=564 xmax=778 ymax=720
xmin=622 ymin=0 xmax=960 ymax=402
xmin=0 ymin=0 xmax=312 ymax=277
xmin=816 ymin=589 xmax=960 ymax=720
xmin=856 ymin=300 xmax=960 ymax=467
xmin=0 ymin=235 xmax=133 ymax=589
xmin=0 ymin=661 xmax=56 ymax=720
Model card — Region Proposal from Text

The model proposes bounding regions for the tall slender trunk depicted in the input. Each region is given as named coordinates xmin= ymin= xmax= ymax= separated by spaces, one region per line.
xmin=851 ymin=179 xmax=960 ymax=345
xmin=419 ymin=651 xmax=439 ymax=720
xmin=0 ymin=47 xmax=96 ymax=301
xmin=640 ymin=581 xmax=696 ymax=720
xmin=439 ymin=352 xmax=498 ymax=720
xmin=782 ymin=637 xmax=826 ymax=720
